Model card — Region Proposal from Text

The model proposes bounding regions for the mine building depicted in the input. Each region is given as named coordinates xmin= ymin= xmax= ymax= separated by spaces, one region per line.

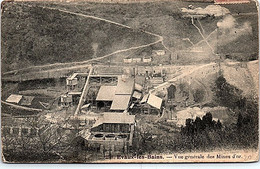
xmin=85 ymin=112 xmax=135 ymax=154
xmin=132 ymin=91 xmax=142 ymax=101
xmin=60 ymin=94 xmax=73 ymax=107
xmin=66 ymin=76 xmax=78 ymax=91
xmin=140 ymin=94 xmax=163 ymax=115
xmin=66 ymin=73 xmax=88 ymax=92
xmin=110 ymin=77 xmax=134 ymax=111
xmin=150 ymin=77 xmax=164 ymax=87
xmin=94 ymin=77 xmax=135 ymax=112
xmin=95 ymin=86 xmax=117 ymax=111
xmin=88 ymin=75 xmax=118 ymax=86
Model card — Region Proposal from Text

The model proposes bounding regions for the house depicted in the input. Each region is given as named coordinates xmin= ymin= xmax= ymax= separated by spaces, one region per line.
xmin=86 ymin=113 xmax=135 ymax=154
xmin=123 ymin=56 xmax=142 ymax=64
xmin=66 ymin=72 xmax=88 ymax=92
xmin=123 ymin=57 xmax=132 ymax=63
xmin=143 ymin=57 xmax=152 ymax=63
xmin=132 ymin=57 xmax=142 ymax=63
xmin=153 ymin=50 xmax=166 ymax=56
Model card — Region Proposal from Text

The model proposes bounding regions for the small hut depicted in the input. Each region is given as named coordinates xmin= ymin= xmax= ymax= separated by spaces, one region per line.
xmin=60 ymin=94 xmax=73 ymax=107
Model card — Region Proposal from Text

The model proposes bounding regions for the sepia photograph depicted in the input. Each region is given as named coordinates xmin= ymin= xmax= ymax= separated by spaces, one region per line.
xmin=1 ymin=0 xmax=259 ymax=163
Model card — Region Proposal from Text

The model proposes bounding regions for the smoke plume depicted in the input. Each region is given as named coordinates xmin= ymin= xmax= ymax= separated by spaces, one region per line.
xmin=216 ymin=15 xmax=252 ymax=45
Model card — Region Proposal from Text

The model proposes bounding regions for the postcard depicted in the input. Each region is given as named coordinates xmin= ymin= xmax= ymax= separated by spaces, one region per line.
xmin=1 ymin=0 xmax=259 ymax=163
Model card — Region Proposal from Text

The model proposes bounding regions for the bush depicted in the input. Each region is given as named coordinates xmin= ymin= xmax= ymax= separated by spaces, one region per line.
xmin=181 ymin=112 xmax=222 ymax=136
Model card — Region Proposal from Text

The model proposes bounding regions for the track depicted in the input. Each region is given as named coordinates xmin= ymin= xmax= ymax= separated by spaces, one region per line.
xmin=191 ymin=17 xmax=216 ymax=55
xmin=150 ymin=62 xmax=217 ymax=93
xmin=1 ymin=100 xmax=43 ymax=112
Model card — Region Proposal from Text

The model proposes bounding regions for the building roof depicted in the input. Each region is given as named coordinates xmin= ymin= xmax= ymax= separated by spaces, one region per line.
xmin=81 ymin=104 xmax=90 ymax=109
xmin=147 ymin=94 xmax=163 ymax=109
xmin=115 ymin=77 xmax=134 ymax=95
xmin=140 ymin=94 xmax=149 ymax=103
xmin=135 ymin=83 xmax=143 ymax=92
xmin=110 ymin=95 xmax=131 ymax=110
xmin=67 ymin=72 xmax=88 ymax=80
xmin=6 ymin=94 xmax=23 ymax=104
xmin=93 ymin=113 xmax=135 ymax=127
xmin=132 ymin=91 xmax=142 ymax=99
xmin=68 ymin=91 xmax=82 ymax=95
xmin=96 ymin=86 xmax=117 ymax=101
xmin=67 ymin=73 xmax=78 ymax=80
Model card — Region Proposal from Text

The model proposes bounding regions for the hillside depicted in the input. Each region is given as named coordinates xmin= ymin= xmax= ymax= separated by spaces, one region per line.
xmin=1 ymin=1 xmax=258 ymax=72
xmin=1 ymin=2 xmax=157 ymax=72
xmin=43 ymin=1 xmax=258 ymax=59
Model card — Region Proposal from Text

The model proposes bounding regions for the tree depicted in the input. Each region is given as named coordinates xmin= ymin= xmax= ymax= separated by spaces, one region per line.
xmin=182 ymin=112 xmax=222 ymax=136
xmin=213 ymin=75 xmax=243 ymax=109
xmin=237 ymin=112 xmax=243 ymax=131
xmin=167 ymin=84 xmax=176 ymax=100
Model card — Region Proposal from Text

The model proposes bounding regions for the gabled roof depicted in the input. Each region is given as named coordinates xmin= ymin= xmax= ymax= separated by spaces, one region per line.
xmin=6 ymin=94 xmax=23 ymax=104
xmin=110 ymin=95 xmax=131 ymax=110
xmin=147 ymin=94 xmax=163 ymax=109
xmin=93 ymin=113 xmax=135 ymax=127
xmin=115 ymin=77 xmax=134 ymax=95
xmin=96 ymin=86 xmax=117 ymax=101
